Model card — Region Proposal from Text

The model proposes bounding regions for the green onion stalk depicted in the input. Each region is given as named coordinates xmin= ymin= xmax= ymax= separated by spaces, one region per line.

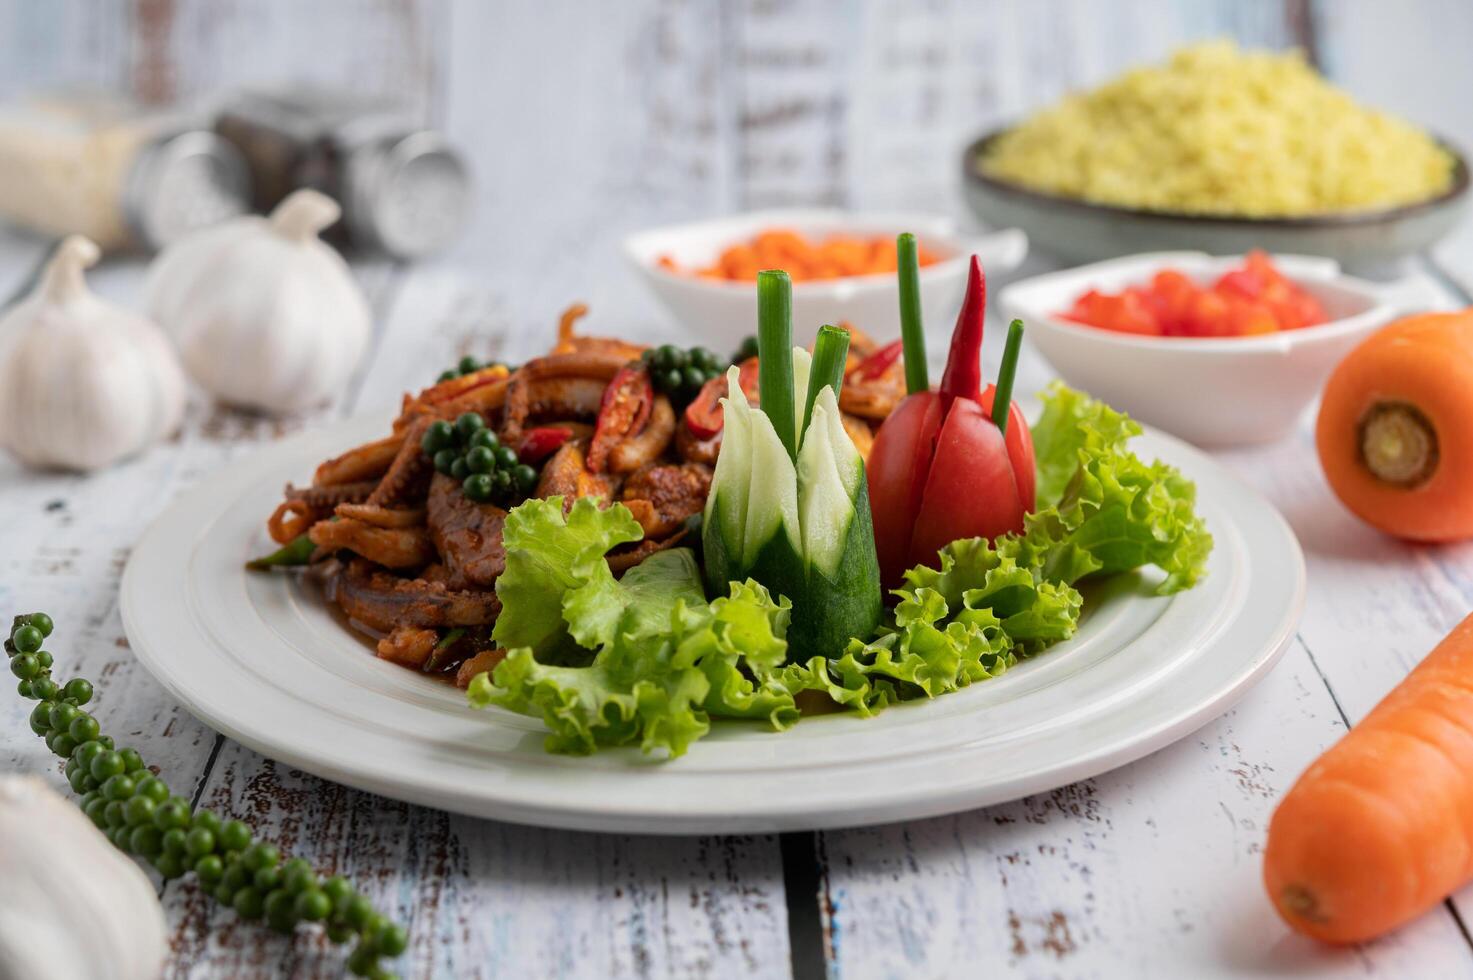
xmin=993 ymin=319 xmax=1026 ymax=438
xmin=896 ymin=233 xmax=930 ymax=396
xmin=5 ymin=611 xmax=407 ymax=979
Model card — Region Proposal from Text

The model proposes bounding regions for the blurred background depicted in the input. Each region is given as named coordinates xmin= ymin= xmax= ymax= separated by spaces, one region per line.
xmin=2 ymin=0 xmax=1470 ymax=337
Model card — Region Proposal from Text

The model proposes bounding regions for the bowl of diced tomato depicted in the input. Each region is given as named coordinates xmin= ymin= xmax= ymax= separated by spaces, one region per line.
xmin=625 ymin=209 xmax=1027 ymax=349
xmin=998 ymin=251 xmax=1405 ymax=446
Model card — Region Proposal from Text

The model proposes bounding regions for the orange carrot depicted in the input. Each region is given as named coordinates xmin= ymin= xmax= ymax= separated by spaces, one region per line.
xmin=657 ymin=229 xmax=940 ymax=282
xmin=1316 ymin=311 xmax=1473 ymax=541
xmin=1265 ymin=612 xmax=1473 ymax=943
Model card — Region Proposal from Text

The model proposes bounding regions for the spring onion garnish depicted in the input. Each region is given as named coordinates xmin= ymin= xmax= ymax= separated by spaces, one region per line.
xmin=756 ymin=270 xmax=797 ymax=461
xmin=246 ymin=533 xmax=315 ymax=570
xmin=801 ymin=325 xmax=851 ymax=445
xmin=896 ymin=233 xmax=929 ymax=395
xmin=6 ymin=612 xmax=407 ymax=978
xmin=992 ymin=319 xmax=1025 ymax=438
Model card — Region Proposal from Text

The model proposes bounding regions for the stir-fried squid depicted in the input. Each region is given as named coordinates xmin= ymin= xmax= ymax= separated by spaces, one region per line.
xmin=259 ymin=303 xmax=904 ymax=683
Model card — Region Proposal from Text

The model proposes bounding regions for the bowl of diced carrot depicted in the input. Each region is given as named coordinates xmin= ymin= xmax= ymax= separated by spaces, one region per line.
xmin=998 ymin=251 xmax=1409 ymax=446
xmin=625 ymin=209 xmax=1027 ymax=348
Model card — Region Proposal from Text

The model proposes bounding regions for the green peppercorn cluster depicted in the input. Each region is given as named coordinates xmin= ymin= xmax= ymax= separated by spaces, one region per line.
xmin=732 ymin=335 xmax=759 ymax=364
xmin=437 ymin=354 xmax=515 ymax=384
xmin=641 ymin=344 xmax=724 ymax=407
xmin=421 ymin=411 xmax=538 ymax=505
xmin=8 ymin=613 xmax=407 ymax=979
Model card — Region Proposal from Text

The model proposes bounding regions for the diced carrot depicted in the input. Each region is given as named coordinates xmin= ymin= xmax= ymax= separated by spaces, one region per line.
xmin=659 ymin=230 xmax=941 ymax=282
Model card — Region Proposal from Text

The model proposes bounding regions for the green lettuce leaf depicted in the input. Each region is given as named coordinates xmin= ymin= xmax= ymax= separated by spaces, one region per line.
xmin=472 ymin=383 xmax=1211 ymax=758
xmin=1030 ymin=381 xmax=1139 ymax=508
xmin=1006 ymin=382 xmax=1213 ymax=595
xmin=491 ymin=496 xmax=643 ymax=660
xmin=774 ymin=584 xmax=1016 ymax=714
xmin=470 ymin=503 xmax=800 ymax=756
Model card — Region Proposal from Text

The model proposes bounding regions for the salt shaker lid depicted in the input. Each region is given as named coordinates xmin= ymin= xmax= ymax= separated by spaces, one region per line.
xmin=345 ymin=130 xmax=469 ymax=259
xmin=124 ymin=130 xmax=251 ymax=250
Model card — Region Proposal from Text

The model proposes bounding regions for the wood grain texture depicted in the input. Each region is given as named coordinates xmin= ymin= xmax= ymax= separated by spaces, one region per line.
xmin=170 ymin=745 xmax=790 ymax=979
xmin=815 ymin=639 xmax=1473 ymax=979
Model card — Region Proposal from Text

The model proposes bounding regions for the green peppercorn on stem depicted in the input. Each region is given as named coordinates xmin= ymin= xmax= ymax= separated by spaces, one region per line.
xmin=8 ymin=611 xmax=405 ymax=977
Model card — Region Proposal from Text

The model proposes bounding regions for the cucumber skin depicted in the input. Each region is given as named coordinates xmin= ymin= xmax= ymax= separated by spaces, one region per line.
xmin=701 ymin=484 xmax=742 ymax=598
xmin=711 ymin=521 xmax=805 ymax=622
xmin=786 ymin=476 xmax=882 ymax=661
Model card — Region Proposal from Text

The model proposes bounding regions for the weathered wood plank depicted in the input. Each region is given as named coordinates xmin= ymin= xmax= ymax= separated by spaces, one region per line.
xmin=170 ymin=744 xmax=791 ymax=980
xmin=815 ymin=639 xmax=1473 ymax=978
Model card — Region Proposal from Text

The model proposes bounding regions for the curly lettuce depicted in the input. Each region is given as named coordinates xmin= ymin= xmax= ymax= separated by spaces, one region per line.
xmin=470 ymin=497 xmax=800 ymax=756
xmin=467 ymin=384 xmax=1212 ymax=758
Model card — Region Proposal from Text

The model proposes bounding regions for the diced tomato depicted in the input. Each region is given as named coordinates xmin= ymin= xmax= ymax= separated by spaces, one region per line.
xmin=1062 ymin=289 xmax=1161 ymax=336
xmin=1150 ymin=270 xmax=1198 ymax=335
xmin=1183 ymin=290 xmax=1233 ymax=337
xmin=1060 ymin=252 xmax=1327 ymax=339
xmin=1227 ymin=297 xmax=1279 ymax=336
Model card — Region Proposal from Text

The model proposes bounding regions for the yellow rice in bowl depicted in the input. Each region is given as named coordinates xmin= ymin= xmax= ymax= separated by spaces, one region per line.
xmin=979 ymin=41 xmax=1455 ymax=218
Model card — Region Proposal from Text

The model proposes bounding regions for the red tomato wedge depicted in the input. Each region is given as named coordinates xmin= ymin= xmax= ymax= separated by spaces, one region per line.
xmin=980 ymin=383 xmax=1036 ymax=512
xmin=865 ymin=392 xmax=946 ymax=588
xmin=907 ymin=399 xmax=1026 ymax=569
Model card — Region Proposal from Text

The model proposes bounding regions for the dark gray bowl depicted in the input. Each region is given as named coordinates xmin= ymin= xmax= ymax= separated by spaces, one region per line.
xmin=962 ymin=130 xmax=1470 ymax=269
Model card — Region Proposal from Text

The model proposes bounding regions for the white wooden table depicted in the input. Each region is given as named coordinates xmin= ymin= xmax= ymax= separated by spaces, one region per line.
xmin=5 ymin=2 xmax=1473 ymax=977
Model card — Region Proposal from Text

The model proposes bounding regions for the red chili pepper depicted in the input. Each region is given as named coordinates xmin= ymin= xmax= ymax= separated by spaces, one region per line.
xmin=588 ymin=363 xmax=653 ymax=473
xmin=866 ymin=257 xmax=1036 ymax=589
xmin=682 ymin=358 xmax=759 ymax=440
xmin=518 ymin=426 xmax=572 ymax=463
xmin=848 ymin=339 xmax=904 ymax=381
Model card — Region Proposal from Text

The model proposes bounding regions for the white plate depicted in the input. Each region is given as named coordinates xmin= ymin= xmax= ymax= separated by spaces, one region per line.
xmin=121 ymin=413 xmax=1304 ymax=835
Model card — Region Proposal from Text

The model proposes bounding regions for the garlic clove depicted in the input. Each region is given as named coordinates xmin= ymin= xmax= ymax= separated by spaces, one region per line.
xmin=0 ymin=775 xmax=168 ymax=980
xmin=37 ymin=234 xmax=102 ymax=305
xmin=0 ymin=235 xmax=186 ymax=472
xmin=145 ymin=189 xmax=371 ymax=416
xmin=268 ymin=187 xmax=342 ymax=242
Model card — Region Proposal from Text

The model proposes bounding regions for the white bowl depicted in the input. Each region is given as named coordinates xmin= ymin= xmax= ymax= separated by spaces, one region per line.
xmin=997 ymin=251 xmax=1415 ymax=447
xmin=625 ymin=209 xmax=1027 ymax=349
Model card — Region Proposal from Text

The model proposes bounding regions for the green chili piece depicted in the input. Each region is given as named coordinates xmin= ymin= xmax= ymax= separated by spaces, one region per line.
xmin=245 ymin=534 xmax=315 ymax=571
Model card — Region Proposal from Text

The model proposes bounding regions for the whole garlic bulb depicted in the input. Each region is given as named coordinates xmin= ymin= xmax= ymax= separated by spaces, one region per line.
xmin=0 ymin=235 xmax=186 ymax=472
xmin=145 ymin=188 xmax=371 ymax=415
xmin=0 ymin=775 xmax=168 ymax=980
